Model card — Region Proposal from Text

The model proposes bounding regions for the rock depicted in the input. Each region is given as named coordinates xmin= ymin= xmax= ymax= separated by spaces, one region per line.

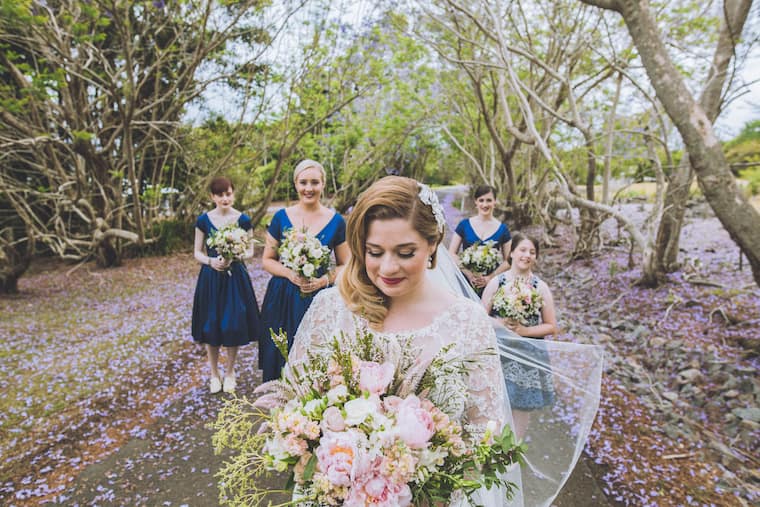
xmin=677 ymin=368 xmax=702 ymax=384
xmin=666 ymin=339 xmax=684 ymax=350
xmin=662 ymin=391 xmax=679 ymax=402
xmin=723 ymin=389 xmax=740 ymax=399
xmin=732 ymin=407 xmax=760 ymax=422
xmin=664 ymin=423 xmax=682 ymax=440
xmin=629 ymin=325 xmax=650 ymax=341
xmin=596 ymin=333 xmax=613 ymax=344
xmin=649 ymin=337 xmax=667 ymax=348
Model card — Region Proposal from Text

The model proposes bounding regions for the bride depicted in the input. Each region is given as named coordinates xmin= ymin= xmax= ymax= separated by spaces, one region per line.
xmin=287 ymin=176 xmax=603 ymax=506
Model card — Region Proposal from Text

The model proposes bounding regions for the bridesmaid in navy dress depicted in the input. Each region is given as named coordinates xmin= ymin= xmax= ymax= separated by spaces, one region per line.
xmin=448 ymin=185 xmax=512 ymax=293
xmin=192 ymin=176 xmax=261 ymax=394
xmin=259 ymin=160 xmax=350 ymax=381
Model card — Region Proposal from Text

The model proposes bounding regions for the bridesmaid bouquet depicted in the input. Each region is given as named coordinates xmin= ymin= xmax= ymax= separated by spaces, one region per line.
xmin=279 ymin=227 xmax=331 ymax=296
xmin=459 ymin=241 xmax=501 ymax=275
xmin=206 ymin=223 xmax=252 ymax=275
xmin=491 ymin=277 xmax=543 ymax=325
xmin=212 ymin=330 xmax=525 ymax=506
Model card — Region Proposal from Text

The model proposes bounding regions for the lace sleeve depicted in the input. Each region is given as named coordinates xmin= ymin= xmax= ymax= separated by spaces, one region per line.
xmin=462 ymin=305 xmax=509 ymax=438
xmin=288 ymin=288 xmax=346 ymax=367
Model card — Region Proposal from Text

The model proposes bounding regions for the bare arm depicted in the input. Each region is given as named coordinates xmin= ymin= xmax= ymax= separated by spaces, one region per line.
xmin=448 ymin=233 xmax=477 ymax=284
xmin=193 ymin=228 xmax=228 ymax=271
xmin=308 ymin=241 xmax=351 ymax=292
xmin=448 ymin=233 xmax=463 ymax=257
xmin=481 ymin=275 xmax=500 ymax=315
xmin=513 ymin=282 xmax=558 ymax=338
xmin=261 ymin=232 xmax=304 ymax=286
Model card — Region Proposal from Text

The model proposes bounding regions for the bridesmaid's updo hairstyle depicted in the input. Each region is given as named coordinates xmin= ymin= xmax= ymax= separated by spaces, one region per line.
xmin=293 ymin=159 xmax=326 ymax=183
xmin=473 ymin=184 xmax=497 ymax=199
xmin=340 ymin=176 xmax=445 ymax=327
xmin=510 ymin=232 xmax=540 ymax=259
xmin=209 ymin=176 xmax=233 ymax=195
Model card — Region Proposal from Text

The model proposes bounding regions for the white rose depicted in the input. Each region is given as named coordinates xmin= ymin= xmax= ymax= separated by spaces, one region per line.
xmin=264 ymin=435 xmax=291 ymax=462
xmin=327 ymin=385 xmax=348 ymax=405
xmin=343 ymin=397 xmax=376 ymax=426
xmin=302 ymin=263 xmax=315 ymax=278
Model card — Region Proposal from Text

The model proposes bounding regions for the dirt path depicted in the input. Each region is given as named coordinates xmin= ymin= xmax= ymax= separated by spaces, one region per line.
xmin=51 ymin=187 xmax=611 ymax=506
xmin=56 ymin=348 xmax=609 ymax=507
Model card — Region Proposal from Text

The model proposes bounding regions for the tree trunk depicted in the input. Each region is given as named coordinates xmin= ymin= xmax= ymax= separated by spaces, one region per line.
xmin=655 ymin=154 xmax=695 ymax=271
xmin=0 ymin=228 xmax=35 ymax=295
xmin=655 ymin=0 xmax=753 ymax=273
xmin=593 ymin=0 xmax=760 ymax=286
xmin=574 ymin=133 xmax=602 ymax=258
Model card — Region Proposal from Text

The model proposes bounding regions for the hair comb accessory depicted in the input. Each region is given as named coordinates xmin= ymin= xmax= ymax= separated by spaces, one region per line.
xmin=417 ymin=182 xmax=446 ymax=233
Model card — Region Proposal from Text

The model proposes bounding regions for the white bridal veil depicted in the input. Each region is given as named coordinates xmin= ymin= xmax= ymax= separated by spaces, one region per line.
xmin=430 ymin=246 xmax=604 ymax=507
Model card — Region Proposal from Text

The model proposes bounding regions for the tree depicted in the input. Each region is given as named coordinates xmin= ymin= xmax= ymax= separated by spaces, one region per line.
xmin=579 ymin=0 xmax=760 ymax=286
xmin=654 ymin=0 xmax=754 ymax=273
xmin=0 ymin=0 xmax=278 ymax=289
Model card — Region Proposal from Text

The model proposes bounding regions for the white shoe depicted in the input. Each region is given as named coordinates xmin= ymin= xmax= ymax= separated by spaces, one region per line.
xmin=223 ymin=375 xmax=236 ymax=393
xmin=209 ymin=376 xmax=222 ymax=394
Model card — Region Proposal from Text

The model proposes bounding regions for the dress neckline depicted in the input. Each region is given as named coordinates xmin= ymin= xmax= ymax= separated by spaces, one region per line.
xmin=282 ymin=208 xmax=336 ymax=237
xmin=373 ymin=298 xmax=469 ymax=337
xmin=467 ymin=218 xmax=502 ymax=242
xmin=207 ymin=212 xmax=242 ymax=230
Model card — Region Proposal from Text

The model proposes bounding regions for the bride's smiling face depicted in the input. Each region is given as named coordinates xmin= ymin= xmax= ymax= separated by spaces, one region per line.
xmin=365 ymin=218 xmax=436 ymax=298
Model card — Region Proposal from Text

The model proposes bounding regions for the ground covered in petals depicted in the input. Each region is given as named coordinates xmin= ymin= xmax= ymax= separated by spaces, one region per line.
xmin=1 ymin=194 xmax=757 ymax=506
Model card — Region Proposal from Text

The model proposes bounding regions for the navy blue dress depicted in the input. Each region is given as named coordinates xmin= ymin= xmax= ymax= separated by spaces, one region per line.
xmin=259 ymin=209 xmax=346 ymax=381
xmin=454 ymin=218 xmax=511 ymax=294
xmin=492 ymin=273 xmax=555 ymax=410
xmin=191 ymin=213 xmax=261 ymax=347
xmin=454 ymin=218 xmax=511 ymax=252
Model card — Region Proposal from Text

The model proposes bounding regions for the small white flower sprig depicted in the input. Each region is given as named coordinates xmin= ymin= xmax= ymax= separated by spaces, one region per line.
xmin=417 ymin=182 xmax=446 ymax=233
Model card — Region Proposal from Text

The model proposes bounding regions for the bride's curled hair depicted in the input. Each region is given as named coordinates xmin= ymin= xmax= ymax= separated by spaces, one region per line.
xmin=340 ymin=176 xmax=444 ymax=327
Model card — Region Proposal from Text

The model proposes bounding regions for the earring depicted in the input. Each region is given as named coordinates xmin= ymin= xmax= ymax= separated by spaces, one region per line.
xmin=428 ymin=255 xmax=433 ymax=269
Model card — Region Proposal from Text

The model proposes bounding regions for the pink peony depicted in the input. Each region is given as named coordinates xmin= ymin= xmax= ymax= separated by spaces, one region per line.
xmin=395 ymin=395 xmax=435 ymax=449
xmin=321 ymin=406 xmax=346 ymax=432
xmin=315 ymin=430 xmax=361 ymax=487
xmin=358 ymin=361 xmax=395 ymax=396
xmin=345 ymin=472 xmax=412 ymax=507
xmin=383 ymin=395 xmax=403 ymax=413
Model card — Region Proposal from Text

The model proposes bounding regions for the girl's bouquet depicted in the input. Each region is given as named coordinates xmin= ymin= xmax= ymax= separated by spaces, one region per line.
xmin=212 ymin=330 xmax=525 ymax=506
xmin=279 ymin=227 xmax=331 ymax=297
xmin=206 ymin=223 xmax=253 ymax=275
xmin=491 ymin=277 xmax=543 ymax=325
xmin=459 ymin=241 xmax=501 ymax=275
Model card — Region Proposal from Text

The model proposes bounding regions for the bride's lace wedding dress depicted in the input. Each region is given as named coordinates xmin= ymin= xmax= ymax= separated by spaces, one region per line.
xmin=288 ymin=286 xmax=524 ymax=507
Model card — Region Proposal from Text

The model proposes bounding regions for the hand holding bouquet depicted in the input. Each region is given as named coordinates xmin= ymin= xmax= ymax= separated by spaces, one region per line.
xmin=206 ymin=223 xmax=253 ymax=275
xmin=212 ymin=330 xmax=525 ymax=506
xmin=491 ymin=277 xmax=543 ymax=326
xmin=278 ymin=227 xmax=331 ymax=297
xmin=459 ymin=241 xmax=501 ymax=275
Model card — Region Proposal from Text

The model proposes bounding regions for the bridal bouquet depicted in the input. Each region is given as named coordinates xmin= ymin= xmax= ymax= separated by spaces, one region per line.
xmin=206 ymin=223 xmax=252 ymax=275
xmin=212 ymin=330 xmax=525 ymax=506
xmin=491 ymin=277 xmax=543 ymax=325
xmin=279 ymin=227 xmax=331 ymax=296
xmin=459 ymin=241 xmax=501 ymax=275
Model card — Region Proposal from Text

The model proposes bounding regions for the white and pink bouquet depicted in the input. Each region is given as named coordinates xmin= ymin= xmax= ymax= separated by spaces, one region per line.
xmin=491 ymin=277 xmax=543 ymax=325
xmin=279 ymin=227 xmax=331 ymax=296
xmin=212 ymin=330 xmax=525 ymax=506
xmin=459 ymin=241 xmax=501 ymax=275
xmin=206 ymin=223 xmax=252 ymax=275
